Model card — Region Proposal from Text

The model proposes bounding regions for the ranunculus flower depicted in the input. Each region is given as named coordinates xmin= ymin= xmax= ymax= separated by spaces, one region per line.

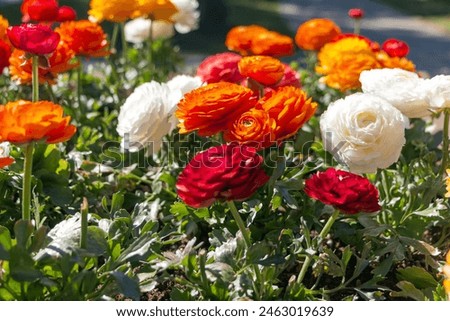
xmin=56 ymin=6 xmax=77 ymax=22
xmin=257 ymin=86 xmax=317 ymax=142
xmin=134 ymin=0 xmax=178 ymax=21
xmin=176 ymin=143 xmax=269 ymax=208
xmin=124 ymin=18 xmax=175 ymax=43
xmin=7 ymin=24 xmax=60 ymax=55
xmin=238 ymin=55 xmax=285 ymax=86
xmin=117 ymin=76 xmax=202 ymax=152
xmin=21 ymin=0 xmax=59 ymax=22
xmin=304 ymin=168 xmax=381 ymax=214
xmin=382 ymin=38 xmax=409 ymax=58
xmin=56 ymin=20 xmax=110 ymax=57
xmin=423 ymin=75 xmax=450 ymax=109
xmin=443 ymin=250 xmax=450 ymax=299
xmin=0 ymin=15 xmax=9 ymax=40
xmin=320 ymin=93 xmax=408 ymax=174
xmin=89 ymin=0 xmax=140 ymax=23
xmin=348 ymin=8 xmax=364 ymax=19
xmin=295 ymin=18 xmax=341 ymax=51
xmin=0 ymin=39 xmax=11 ymax=71
xmin=175 ymin=82 xmax=256 ymax=136
xmin=225 ymin=25 xmax=268 ymax=56
xmin=375 ymin=50 xmax=415 ymax=72
xmin=0 ymin=142 xmax=14 ymax=168
xmin=0 ymin=100 xmax=76 ymax=144
xmin=196 ymin=52 xmax=244 ymax=84
xmin=360 ymin=68 xmax=429 ymax=118
xmin=171 ymin=0 xmax=200 ymax=34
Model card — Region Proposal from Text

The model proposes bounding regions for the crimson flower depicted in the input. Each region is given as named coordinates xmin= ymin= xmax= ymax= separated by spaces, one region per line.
xmin=21 ymin=0 xmax=59 ymax=22
xmin=348 ymin=8 xmax=364 ymax=19
xmin=176 ymin=144 xmax=269 ymax=208
xmin=56 ymin=6 xmax=77 ymax=22
xmin=304 ymin=168 xmax=381 ymax=214
xmin=7 ymin=24 xmax=60 ymax=55
xmin=196 ymin=52 xmax=245 ymax=84
xmin=382 ymin=38 xmax=409 ymax=57
xmin=0 ymin=39 xmax=11 ymax=71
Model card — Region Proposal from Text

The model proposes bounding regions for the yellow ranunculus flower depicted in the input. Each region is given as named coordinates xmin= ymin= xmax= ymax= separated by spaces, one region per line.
xmin=89 ymin=0 xmax=140 ymax=23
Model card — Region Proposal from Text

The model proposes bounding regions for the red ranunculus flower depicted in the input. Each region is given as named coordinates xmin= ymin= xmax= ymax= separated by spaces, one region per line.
xmin=0 ymin=39 xmax=11 ymax=71
xmin=196 ymin=52 xmax=245 ymax=84
xmin=7 ymin=23 xmax=60 ymax=55
xmin=21 ymin=0 xmax=59 ymax=22
xmin=56 ymin=6 xmax=77 ymax=22
xmin=382 ymin=38 xmax=409 ymax=57
xmin=348 ymin=8 xmax=364 ymax=19
xmin=304 ymin=168 xmax=381 ymax=214
xmin=176 ymin=144 xmax=269 ymax=208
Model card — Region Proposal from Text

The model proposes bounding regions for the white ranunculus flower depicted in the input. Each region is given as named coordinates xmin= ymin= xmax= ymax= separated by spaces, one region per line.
xmin=117 ymin=77 xmax=202 ymax=153
xmin=423 ymin=75 xmax=450 ymax=109
xmin=124 ymin=18 xmax=175 ymax=44
xmin=171 ymin=0 xmax=200 ymax=34
xmin=0 ymin=142 xmax=11 ymax=158
xmin=360 ymin=68 xmax=430 ymax=118
xmin=320 ymin=93 xmax=409 ymax=174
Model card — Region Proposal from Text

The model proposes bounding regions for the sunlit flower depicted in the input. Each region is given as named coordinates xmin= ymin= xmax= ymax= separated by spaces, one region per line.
xmin=444 ymin=250 xmax=450 ymax=300
xmin=176 ymin=82 xmax=256 ymax=136
xmin=348 ymin=8 xmax=364 ymax=19
xmin=124 ymin=18 xmax=175 ymax=43
xmin=56 ymin=6 xmax=77 ymax=22
xmin=135 ymin=0 xmax=179 ymax=21
xmin=446 ymin=170 xmax=450 ymax=198
xmin=376 ymin=51 xmax=415 ymax=72
xmin=56 ymin=20 xmax=110 ymax=57
xmin=238 ymin=55 xmax=285 ymax=86
xmin=0 ymin=39 xmax=11 ymax=72
xmin=0 ymin=142 xmax=14 ymax=168
xmin=196 ymin=52 xmax=244 ymax=84
xmin=21 ymin=0 xmax=59 ymax=23
xmin=320 ymin=93 xmax=408 ymax=174
xmin=225 ymin=25 xmax=268 ymax=56
xmin=0 ymin=15 xmax=9 ymax=40
xmin=382 ymin=38 xmax=409 ymax=58
xmin=171 ymin=0 xmax=200 ymax=33
xmin=0 ymin=100 xmax=76 ymax=145
xmin=7 ymin=23 xmax=60 ymax=55
xmin=295 ymin=18 xmax=341 ymax=51
xmin=89 ymin=0 xmax=139 ymax=23
xmin=423 ymin=75 xmax=450 ymax=109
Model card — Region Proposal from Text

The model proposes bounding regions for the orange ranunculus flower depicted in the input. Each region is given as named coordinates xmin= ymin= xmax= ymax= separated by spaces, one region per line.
xmin=89 ymin=0 xmax=139 ymax=23
xmin=238 ymin=55 xmax=285 ymax=86
xmin=0 ymin=100 xmax=76 ymax=145
xmin=9 ymin=42 xmax=78 ymax=85
xmin=295 ymin=18 xmax=341 ymax=51
xmin=376 ymin=51 xmax=415 ymax=72
xmin=0 ymin=156 xmax=14 ymax=168
xmin=316 ymin=37 xmax=380 ymax=91
xmin=225 ymin=25 xmax=268 ymax=56
xmin=134 ymin=0 xmax=178 ymax=21
xmin=176 ymin=82 xmax=257 ymax=136
xmin=255 ymin=86 xmax=317 ymax=142
xmin=224 ymin=107 xmax=276 ymax=149
xmin=56 ymin=20 xmax=110 ymax=57
xmin=251 ymin=30 xmax=294 ymax=57
xmin=0 ymin=15 xmax=9 ymax=40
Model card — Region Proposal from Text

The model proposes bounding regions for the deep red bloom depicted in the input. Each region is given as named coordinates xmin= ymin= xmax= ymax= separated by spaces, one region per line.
xmin=21 ymin=0 xmax=59 ymax=23
xmin=196 ymin=52 xmax=245 ymax=84
xmin=56 ymin=6 xmax=77 ymax=22
xmin=304 ymin=168 xmax=381 ymax=214
xmin=7 ymin=24 xmax=60 ymax=55
xmin=348 ymin=8 xmax=364 ymax=19
xmin=176 ymin=144 xmax=269 ymax=208
xmin=382 ymin=38 xmax=409 ymax=57
xmin=0 ymin=39 xmax=11 ymax=71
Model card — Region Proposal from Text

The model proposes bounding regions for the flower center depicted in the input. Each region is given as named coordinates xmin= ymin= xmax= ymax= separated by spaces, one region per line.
xmin=356 ymin=112 xmax=376 ymax=128
xmin=242 ymin=118 xmax=254 ymax=127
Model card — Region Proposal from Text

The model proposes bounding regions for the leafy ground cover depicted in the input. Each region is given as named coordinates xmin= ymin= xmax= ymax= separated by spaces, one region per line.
xmin=0 ymin=0 xmax=449 ymax=301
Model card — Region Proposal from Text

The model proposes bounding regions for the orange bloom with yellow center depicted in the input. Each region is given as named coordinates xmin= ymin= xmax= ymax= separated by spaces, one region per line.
xmin=56 ymin=20 xmax=110 ymax=57
xmin=226 ymin=25 xmax=293 ymax=57
xmin=176 ymin=82 xmax=257 ymax=136
xmin=316 ymin=37 xmax=380 ymax=91
xmin=224 ymin=107 xmax=276 ymax=149
xmin=89 ymin=0 xmax=139 ymax=23
xmin=257 ymin=86 xmax=317 ymax=142
xmin=0 ymin=100 xmax=76 ymax=145
xmin=295 ymin=18 xmax=341 ymax=51
xmin=238 ymin=55 xmax=285 ymax=86
xmin=376 ymin=51 xmax=416 ymax=72
xmin=0 ymin=15 xmax=9 ymax=41
xmin=134 ymin=0 xmax=178 ymax=21
xmin=9 ymin=43 xmax=79 ymax=85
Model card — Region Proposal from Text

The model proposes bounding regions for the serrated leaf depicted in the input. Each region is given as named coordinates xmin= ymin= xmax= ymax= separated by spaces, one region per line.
xmin=391 ymin=281 xmax=425 ymax=301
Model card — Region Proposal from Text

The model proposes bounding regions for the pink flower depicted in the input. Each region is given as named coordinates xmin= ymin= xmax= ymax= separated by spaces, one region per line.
xmin=196 ymin=52 xmax=245 ymax=84
xmin=348 ymin=8 xmax=364 ymax=19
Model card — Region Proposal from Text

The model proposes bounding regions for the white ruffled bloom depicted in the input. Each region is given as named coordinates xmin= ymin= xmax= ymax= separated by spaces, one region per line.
xmin=171 ymin=0 xmax=200 ymax=34
xmin=360 ymin=68 xmax=430 ymax=118
xmin=320 ymin=93 xmax=409 ymax=174
xmin=423 ymin=75 xmax=450 ymax=109
xmin=124 ymin=18 xmax=175 ymax=44
xmin=0 ymin=142 xmax=11 ymax=158
xmin=117 ymin=76 xmax=202 ymax=153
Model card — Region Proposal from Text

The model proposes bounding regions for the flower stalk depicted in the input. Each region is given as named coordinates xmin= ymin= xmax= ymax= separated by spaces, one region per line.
xmin=80 ymin=197 xmax=88 ymax=249
xmin=440 ymin=109 xmax=450 ymax=177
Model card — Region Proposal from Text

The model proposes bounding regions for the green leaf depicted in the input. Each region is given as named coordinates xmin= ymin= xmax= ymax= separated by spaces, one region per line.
xmin=391 ymin=281 xmax=425 ymax=301
xmin=9 ymin=246 xmax=42 ymax=282
xmin=110 ymin=192 xmax=125 ymax=214
xmin=14 ymin=220 xmax=34 ymax=249
xmin=0 ymin=226 xmax=12 ymax=259
xmin=397 ymin=266 xmax=438 ymax=289
xmin=109 ymin=271 xmax=140 ymax=301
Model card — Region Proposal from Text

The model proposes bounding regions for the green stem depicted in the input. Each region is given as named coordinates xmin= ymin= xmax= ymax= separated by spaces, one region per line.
xmin=297 ymin=209 xmax=340 ymax=285
xmin=120 ymin=22 xmax=128 ymax=62
xmin=80 ymin=197 xmax=88 ymax=249
xmin=440 ymin=110 xmax=450 ymax=177
xmin=31 ymin=55 xmax=39 ymax=102
xmin=77 ymin=61 xmax=83 ymax=112
xmin=46 ymin=83 xmax=55 ymax=102
xmin=110 ymin=23 xmax=119 ymax=53
xmin=353 ymin=20 xmax=361 ymax=35
xmin=147 ymin=19 xmax=154 ymax=72
xmin=22 ymin=142 xmax=34 ymax=221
